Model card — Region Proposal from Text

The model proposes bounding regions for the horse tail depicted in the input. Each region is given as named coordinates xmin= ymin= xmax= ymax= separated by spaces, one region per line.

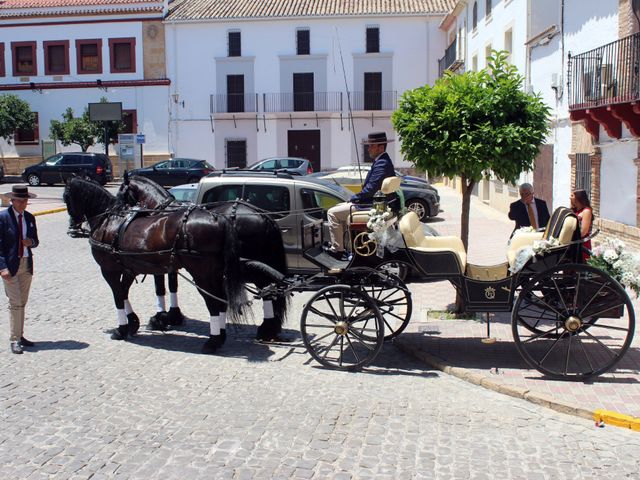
xmin=222 ymin=216 xmax=245 ymax=323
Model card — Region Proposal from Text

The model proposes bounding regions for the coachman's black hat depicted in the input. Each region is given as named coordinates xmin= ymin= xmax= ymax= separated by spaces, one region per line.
xmin=362 ymin=131 xmax=395 ymax=145
xmin=1 ymin=185 xmax=37 ymax=199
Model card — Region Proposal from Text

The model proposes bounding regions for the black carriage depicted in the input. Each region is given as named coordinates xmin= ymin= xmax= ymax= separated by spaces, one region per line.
xmin=290 ymin=178 xmax=635 ymax=381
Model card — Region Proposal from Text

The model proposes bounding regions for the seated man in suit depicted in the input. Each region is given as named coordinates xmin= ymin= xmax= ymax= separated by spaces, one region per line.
xmin=508 ymin=182 xmax=550 ymax=236
xmin=326 ymin=132 xmax=396 ymax=260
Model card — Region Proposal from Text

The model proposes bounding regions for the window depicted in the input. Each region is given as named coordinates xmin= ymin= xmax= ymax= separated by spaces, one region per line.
xmin=364 ymin=72 xmax=382 ymax=110
xmin=575 ymin=153 xmax=592 ymax=198
xmin=293 ymin=73 xmax=314 ymax=111
xmin=122 ymin=110 xmax=136 ymax=133
xmin=244 ymin=184 xmax=290 ymax=216
xmin=228 ymin=31 xmax=241 ymax=57
xmin=203 ymin=184 xmax=244 ymax=203
xmin=504 ymin=29 xmax=513 ymax=64
xmin=14 ymin=112 xmax=39 ymax=144
xmin=44 ymin=40 xmax=69 ymax=75
xmin=485 ymin=44 xmax=493 ymax=66
xmin=472 ymin=2 xmax=478 ymax=30
xmin=109 ymin=38 xmax=135 ymax=73
xmin=301 ymin=188 xmax=343 ymax=220
xmin=0 ymin=43 xmax=4 ymax=77
xmin=366 ymin=26 xmax=380 ymax=53
xmin=486 ymin=0 xmax=492 ymax=17
xmin=76 ymin=39 xmax=102 ymax=74
xmin=227 ymin=74 xmax=245 ymax=112
xmin=297 ymin=28 xmax=310 ymax=55
xmin=226 ymin=139 xmax=246 ymax=168
xmin=12 ymin=41 xmax=37 ymax=76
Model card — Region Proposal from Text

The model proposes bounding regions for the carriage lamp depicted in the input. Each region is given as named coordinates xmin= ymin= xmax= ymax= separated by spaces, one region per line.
xmin=373 ymin=190 xmax=387 ymax=214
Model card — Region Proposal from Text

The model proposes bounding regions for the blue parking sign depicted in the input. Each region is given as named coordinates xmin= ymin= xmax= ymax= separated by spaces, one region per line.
xmin=135 ymin=134 xmax=146 ymax=144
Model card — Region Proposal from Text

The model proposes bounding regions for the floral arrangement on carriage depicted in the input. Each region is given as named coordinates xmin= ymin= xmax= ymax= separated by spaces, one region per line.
xmin=364 ymin=203 xmax=404 ymax=258
xmin=588 ymin=238 xmax=640 ymax=297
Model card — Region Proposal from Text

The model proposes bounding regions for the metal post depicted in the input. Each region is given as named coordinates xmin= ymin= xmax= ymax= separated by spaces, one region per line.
xmin=103 ymin=122 xmax=109 ymax=155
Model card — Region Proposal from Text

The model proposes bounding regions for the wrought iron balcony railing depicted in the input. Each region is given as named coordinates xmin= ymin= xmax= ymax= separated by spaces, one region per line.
xmin=350 ymin=91 xmax=397 ymax=111
xmin=210 ymin=94 xmax=259 ymax=113
xmin=262 ymin=92 xmax=343 ymax=113
xmin=438 ymin=38 xmax=459 ymax=78
xmin=568 ymin=32 xmax=640 ymax=109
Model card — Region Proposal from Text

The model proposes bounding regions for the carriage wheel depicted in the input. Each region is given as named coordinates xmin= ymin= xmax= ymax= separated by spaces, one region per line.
xmin=351 ymin=268 xmax=413 ymax=340
xmin=512 ymin=264 xmax=635 ymax=380
xmin=301 ymin=285 xmax=384 ymax=370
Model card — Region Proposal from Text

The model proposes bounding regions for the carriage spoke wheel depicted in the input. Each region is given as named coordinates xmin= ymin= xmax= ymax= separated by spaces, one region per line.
xmin=301 ymin=285 xmax=385 ymax=370
xmin=512 ymin=264 xmax=635 ymax=380
xmin=353 ymin=232 xmax=377 ymax=257
xmin=346 ymin=267 xmax=413 ymax=341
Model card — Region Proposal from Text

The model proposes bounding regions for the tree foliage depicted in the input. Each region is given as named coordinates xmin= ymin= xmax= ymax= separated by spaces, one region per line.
xmin=0 ymin=94 xmax=36 ymax=143
xmin=392 ymin=51 xmax=551 ymax=251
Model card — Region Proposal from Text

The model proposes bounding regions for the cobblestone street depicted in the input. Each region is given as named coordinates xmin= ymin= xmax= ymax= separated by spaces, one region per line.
xmin=1 ymin=212 xmax=639 ymax=479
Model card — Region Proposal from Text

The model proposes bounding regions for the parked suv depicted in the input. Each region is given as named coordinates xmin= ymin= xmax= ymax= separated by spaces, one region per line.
xmin=195 ymin=171 xmax=351 ymax=273
xmin=22 ymin=152 xmax=113 ymax=186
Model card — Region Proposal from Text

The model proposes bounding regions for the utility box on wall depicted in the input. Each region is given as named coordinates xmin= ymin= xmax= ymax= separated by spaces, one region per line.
xmin=118 ymin=133 xmax=143 ymax=174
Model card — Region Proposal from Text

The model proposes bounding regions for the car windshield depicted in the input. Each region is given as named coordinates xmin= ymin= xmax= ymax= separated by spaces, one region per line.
xmin=169 ymin=186 xmax=197 ymax=202
xmin=45 ymin=155 xmax=63 ymax=166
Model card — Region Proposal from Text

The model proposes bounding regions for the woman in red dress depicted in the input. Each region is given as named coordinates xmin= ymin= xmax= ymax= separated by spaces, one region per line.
xmin=570 ymin=189 xmax=593 ymax=261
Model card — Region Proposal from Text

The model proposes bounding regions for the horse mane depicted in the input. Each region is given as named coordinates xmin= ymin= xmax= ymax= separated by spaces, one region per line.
xmin=65 ymin=177 xmax=117 ymax=214
xmin=117 ymin=175 xmax=173 ymax=209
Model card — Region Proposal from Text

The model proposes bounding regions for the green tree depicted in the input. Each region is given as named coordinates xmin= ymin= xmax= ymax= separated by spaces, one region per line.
xmin=49 ymin=97 xmax=125 ymax=153
xmin=392 ymin=51 xmax=550 ymax=251
xmin=49 ymin=107 xmax=100 ymax=152
xmin=0 ymin=94 xmax=36 ymax=143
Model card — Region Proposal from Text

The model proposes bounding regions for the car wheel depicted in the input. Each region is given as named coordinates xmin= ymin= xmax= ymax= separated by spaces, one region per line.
xmin=187 ymin=176 xmax=200 ymax=184
xmin=27 ymin=174 xmax=41 ymax=187
xmin=405 ymin=198 xmax=429 ymax=221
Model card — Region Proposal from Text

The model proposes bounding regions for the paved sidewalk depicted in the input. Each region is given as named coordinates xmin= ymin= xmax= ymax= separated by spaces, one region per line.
xmin=396 ymin=185 xmax=640 ymax=430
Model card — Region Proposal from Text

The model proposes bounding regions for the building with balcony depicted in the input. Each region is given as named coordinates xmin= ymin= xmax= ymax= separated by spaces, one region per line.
xmin=164 ymin=0 xmax=451 ymax=171
xmin=0 ymin=0 xmax=172 ymax=175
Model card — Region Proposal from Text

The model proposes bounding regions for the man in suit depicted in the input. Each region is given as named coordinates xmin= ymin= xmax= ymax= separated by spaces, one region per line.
xmin=326 ymin=132 xmax=396 ymax=260
xmin=508 ymin=182 xmax=550 ymax=235
xmin=0 ymin=185 xmax=39 ymax=354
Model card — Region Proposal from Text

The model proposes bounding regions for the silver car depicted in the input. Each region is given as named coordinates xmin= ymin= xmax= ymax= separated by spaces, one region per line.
xmin=194 ymin=172 xmax=351 ymax=273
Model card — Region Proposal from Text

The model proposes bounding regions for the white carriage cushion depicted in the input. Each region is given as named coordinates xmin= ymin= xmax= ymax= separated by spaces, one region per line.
xmin=506 ymin=231 xmax=544 ymax=268
xmin=399 ymin=211 xmax=467 ymax=269
xmin=350 ymin=210 xmax=373 ymax=223
xmin=506 ymin=213 xmax=578 ymax=269
xmin=381 ymin=176 xmax=402 ymax=194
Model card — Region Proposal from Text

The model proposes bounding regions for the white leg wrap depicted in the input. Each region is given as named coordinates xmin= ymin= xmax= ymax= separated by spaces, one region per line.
xmin=263 ymin=300 xmax=274 ymax=319
xmin=156 ymin=295 xmax=166 ymax=312
xmin=124 ymin=300 xmax=133 ymax=315
xmin=169 ymin=292 xmax=178 ymax=308
xmin=220 ymin=311 xmax=227 ymax=329
xmin=117 ymin=309 xmax=127 ymax=326
xmin=210 ymin=315 xmax=220 ymax=336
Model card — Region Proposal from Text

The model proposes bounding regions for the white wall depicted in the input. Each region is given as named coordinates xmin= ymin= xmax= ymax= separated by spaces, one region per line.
xmin=600 ymin=139 xmax=638 ymax=225
xmin=166 ymin=15 xmax=445 ymax=167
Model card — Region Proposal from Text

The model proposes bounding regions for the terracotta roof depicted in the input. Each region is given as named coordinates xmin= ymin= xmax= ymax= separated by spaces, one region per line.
xmin=167 ymin=0 xmax=455 ymax=21
xmin=0 ymin=0 xmax=157 ymax=7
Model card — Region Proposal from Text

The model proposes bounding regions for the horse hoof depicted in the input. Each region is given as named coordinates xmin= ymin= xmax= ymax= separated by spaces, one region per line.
xmin=110 ymin=325 xmax=128 ymax=340
xmin=127 ymin=312 xmax=140 ymax=336
xmin=167 ymin=307 xmax=185 ymax=326
xmin=256 ymin=318 xmax=280 ymax=341
xmin=147 ymin=312 xmax=169 ymax=331
xmin=202 ymin=337 xmax=219 ymax=354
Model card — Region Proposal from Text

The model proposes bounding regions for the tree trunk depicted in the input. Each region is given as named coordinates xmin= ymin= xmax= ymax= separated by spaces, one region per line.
xmin=453 ymin=175 xmax=476 ymax=314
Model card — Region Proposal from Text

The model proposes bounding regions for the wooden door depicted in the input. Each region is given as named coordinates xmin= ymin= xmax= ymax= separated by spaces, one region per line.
xmin=288 ymin=130 xmax=320 ymax=171
xmin=533 ymin=144 xmax=554 ymax=211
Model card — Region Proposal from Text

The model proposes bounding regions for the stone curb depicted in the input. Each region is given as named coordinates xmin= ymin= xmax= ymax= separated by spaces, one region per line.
xmin=33 ymin=207 xmax=67 ymax=216
xmin=392 ymin=338 xmax=637 ymax=429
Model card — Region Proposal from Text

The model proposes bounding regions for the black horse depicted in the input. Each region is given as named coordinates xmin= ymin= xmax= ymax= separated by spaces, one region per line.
xmin=64 ymin=177 xmax=245 ymax=353
xmin=116 ymin=173 xmax=289 ymax=341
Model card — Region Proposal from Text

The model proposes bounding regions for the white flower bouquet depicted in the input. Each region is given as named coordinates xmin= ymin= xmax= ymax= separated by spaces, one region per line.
xmin=589 ymin=238 xmax=640 ymax=297
xmin=531 ymin=237 xmax=559 ymax=255
xmin=367 ymin=207 xmax=392 ymax=233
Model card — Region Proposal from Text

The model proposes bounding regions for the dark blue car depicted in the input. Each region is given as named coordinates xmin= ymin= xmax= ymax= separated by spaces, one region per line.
xmin=129 ymin=158 xmax=215 ymax=187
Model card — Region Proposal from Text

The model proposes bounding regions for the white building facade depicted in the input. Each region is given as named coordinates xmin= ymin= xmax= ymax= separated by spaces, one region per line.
xmin=0 ymin=0 xmax=171 ymax=175
xmin=440 ymin=0 xmax=640 ymax=248
xmin=165 ymin=0 xmax=451 ymax=171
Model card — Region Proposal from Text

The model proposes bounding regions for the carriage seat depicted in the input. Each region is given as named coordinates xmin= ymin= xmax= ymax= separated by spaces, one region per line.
xmin=349 ymin=176 xmax=402 ymax=224
xmin=506 ymin=207 xmax=578 ymax=268
xmin=399 ymin=211 xmax=467 ymax=270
